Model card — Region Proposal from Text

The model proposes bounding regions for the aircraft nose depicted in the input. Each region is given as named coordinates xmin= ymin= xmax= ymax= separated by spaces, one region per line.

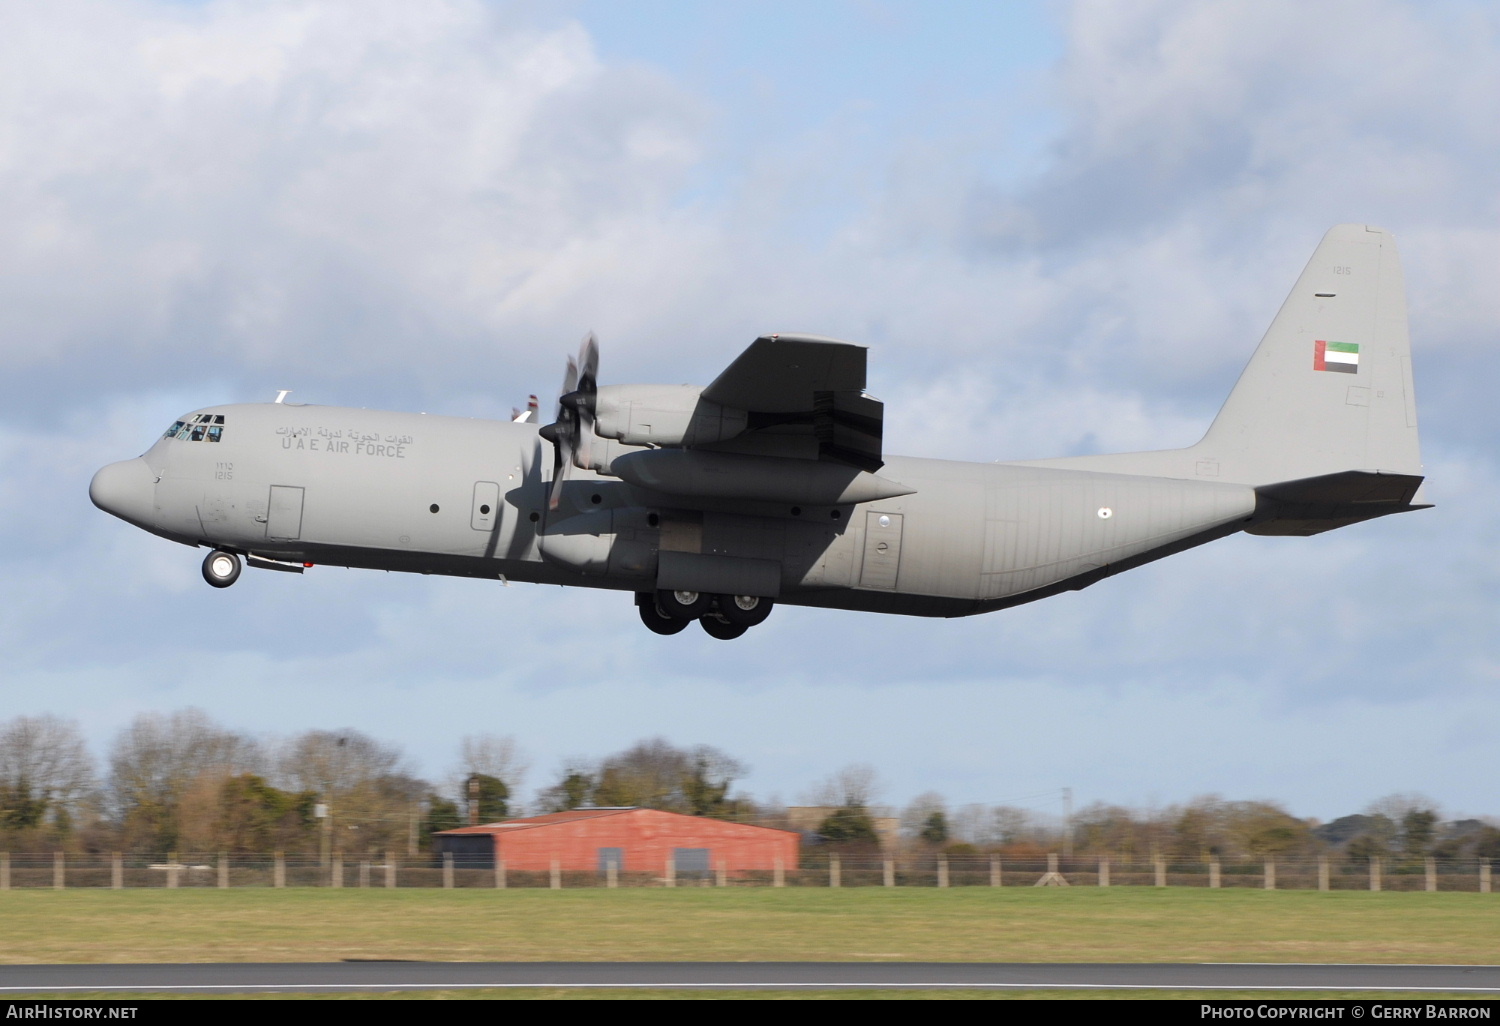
xmin=90 ymin=457 xmax=157 ymax=527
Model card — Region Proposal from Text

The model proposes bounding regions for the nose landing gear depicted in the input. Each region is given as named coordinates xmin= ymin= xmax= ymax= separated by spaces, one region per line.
xmin=635 ymin=592 xmax=775 ymax=639
xmin=202 ymin=549 xmax=242 ymax=588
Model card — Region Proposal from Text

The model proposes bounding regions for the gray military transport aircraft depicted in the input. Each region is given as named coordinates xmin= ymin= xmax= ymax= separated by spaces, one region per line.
xmin=92 ymin=224 xmax=1427 ymax=640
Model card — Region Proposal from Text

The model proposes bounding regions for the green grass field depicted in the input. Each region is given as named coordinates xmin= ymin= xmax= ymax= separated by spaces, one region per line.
xmin=1 ymin=888 xmax=1495 ymax=966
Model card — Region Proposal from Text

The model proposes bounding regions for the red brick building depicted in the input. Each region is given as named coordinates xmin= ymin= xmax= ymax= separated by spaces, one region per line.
xmin=435 ymin=807 xmax=797 ymax=875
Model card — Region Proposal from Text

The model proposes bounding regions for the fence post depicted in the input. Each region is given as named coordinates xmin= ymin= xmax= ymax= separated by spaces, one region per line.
xmin=992 ymin=855 xmax=1002 ymax=888
xmin=716 ymin=859 xmax=726 ymax=888
xmin=273 ymin=851 xmax=285 ymax=889
xmin=665 ymin=854 xmax=676 ymax=888
xmin=385 ymin=851 xmax=396 ymax=889
xmin=937 ymin=853 xmax=949 ymax=888
xmin=1425 ymin=857 xmax=1437 ymax=893
xmin=550 ymin=857 xmax=561 ymax=890
xmin=1318 ymin=856 xmax=1329 ymax=892
xmin=331 ymin=853 xmax=342 ymax=890
xmin=607 ymin=859 xmax=618 ymax=889
xmin=1155 ymin=857 xmax=1166 ymax=888
xmin=1209 ymin=857 xmax=1220 ymax=889
xmin=1263 ymin=859 xmax=1276 ymax=890
xmin=829 ymin=853 xmax=841 ymax=888
xmin=0 ymin=853 xmax=8 ymax=890
xmin=495 ymin=858 xmax=506 ymax=890
xmin=1481 ymin=860 xmax=1491 ymax=894
xmin=113 ymin=852 xmax=124 ymax=891
xmin=1369 ymin=856 xmax=1381 ymax=892
xmin=442 ymin=852 xmax=454 ymax=889
xmin=1098 ymin=857 xmax=1109 ymax=888
xmin=773 ymin=856 xmax=784 ymax=888
xmin=168 ymin=851 xmax=180 ymax=889
xmin=359 ymin=861 xmax=370 ymax=888
xmin=53 ymin=851 xmax=64 ymax=890
xmin=883 ymin=857 xmax=895 ymax=888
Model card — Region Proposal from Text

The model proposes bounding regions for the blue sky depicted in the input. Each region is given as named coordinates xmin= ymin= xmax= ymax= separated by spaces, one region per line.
xmin=2 ymin=0 xmax=1497 ymax=826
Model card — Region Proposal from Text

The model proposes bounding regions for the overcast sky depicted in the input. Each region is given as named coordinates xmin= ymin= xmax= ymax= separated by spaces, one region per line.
xmin=4 ymin=0 xmax=1497 ymax=824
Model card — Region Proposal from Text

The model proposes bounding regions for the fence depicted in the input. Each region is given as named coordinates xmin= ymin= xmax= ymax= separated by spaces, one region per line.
xmin=0 ymin=851 xmax=1492 ymax=892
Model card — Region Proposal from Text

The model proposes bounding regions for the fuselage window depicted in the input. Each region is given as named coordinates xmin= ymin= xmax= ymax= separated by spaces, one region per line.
xmin=163 ymin=421 xmax=187 ymax=440
xmin=174 ymin=423 xmax=194 ymax=440
xmin=207 ymin=426 xmax=223 ymax=442
xmin=190 ymin=424 xmax=207 ymax=441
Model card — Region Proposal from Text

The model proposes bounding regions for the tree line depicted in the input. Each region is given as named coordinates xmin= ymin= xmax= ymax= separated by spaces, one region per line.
xmin=2 ymin=711 xmax=1496 ymax=865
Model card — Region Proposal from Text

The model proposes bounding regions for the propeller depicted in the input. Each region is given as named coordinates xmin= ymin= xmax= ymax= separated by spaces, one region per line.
xmin=539 ymin=334 xmax=599 ymax=512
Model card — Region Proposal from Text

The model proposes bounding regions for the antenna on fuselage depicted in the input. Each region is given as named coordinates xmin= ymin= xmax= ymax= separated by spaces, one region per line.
xmin=274 ymin=390 xmax=292 ymax=404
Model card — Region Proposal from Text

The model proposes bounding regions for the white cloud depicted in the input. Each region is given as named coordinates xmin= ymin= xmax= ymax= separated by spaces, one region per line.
xmin=4 ymin=0 xmax=1498 ymax=812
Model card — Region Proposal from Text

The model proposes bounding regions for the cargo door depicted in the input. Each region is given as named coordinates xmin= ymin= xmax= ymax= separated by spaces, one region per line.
xmin=266 ymin=485 xmax=305 ymax=540
xmin=859 ymin=510 xmax=903 ymax=588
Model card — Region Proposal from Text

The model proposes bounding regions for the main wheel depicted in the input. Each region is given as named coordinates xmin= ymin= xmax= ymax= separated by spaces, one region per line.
xmin=202 ymin=550 xmax=242 ymax=589
xmin=637 ymin=596 xmax=690 ymax=635
xmin=715 ymin=594 xmax=774 ymax=628
xmin=656 ymin=588 xmax=712 ymax=619
xmin=700 ymin=616 xmax=748 ymax=641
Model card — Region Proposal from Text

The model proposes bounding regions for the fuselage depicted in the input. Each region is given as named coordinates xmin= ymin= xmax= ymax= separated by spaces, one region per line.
xmin=91 ymin=401 xmax=1258 ymax=617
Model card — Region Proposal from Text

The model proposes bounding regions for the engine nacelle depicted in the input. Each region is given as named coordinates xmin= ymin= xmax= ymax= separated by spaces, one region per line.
xmin=593 ymin=384 xmax=747 ymax=447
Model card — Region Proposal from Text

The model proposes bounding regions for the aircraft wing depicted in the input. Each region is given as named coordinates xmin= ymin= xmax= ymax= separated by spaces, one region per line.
xmin=700 ymin=334 xmax=885 ymax=472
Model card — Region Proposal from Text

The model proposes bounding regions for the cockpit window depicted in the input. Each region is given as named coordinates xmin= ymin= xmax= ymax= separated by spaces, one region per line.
xmin=164 ymin=414 xmax=227 ymax=442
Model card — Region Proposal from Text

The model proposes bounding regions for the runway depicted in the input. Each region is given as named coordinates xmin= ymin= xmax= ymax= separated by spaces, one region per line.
xmin=2 ymin=962 xmax=1499 ymax=993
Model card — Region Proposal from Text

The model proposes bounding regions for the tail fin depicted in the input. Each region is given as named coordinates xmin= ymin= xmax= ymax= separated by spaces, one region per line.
xmin=1022 ymin=224 xmax=1425 ymax=491
xmin=1196 ymin=223 xmax=1422 ymax=485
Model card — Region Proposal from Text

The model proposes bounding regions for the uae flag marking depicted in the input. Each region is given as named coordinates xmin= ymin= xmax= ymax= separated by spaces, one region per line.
xmin=1314 ymin=339 xmax=1359 ymax=373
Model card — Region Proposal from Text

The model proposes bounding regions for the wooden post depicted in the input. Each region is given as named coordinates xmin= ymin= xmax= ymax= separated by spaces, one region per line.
xmin=1318 ymin=856 xmax=1329 ymax=892
xmin=113 ymin=852 xmax=124 ymax=891
xmin=1098 ymin=857 xmax=1109 ymax=888
xmin=716 ymin=859 xmax=727 ymax=888
xmin=1369 ymin=856 xmax=1381 ymax=892
xmin=883 ymin=858 xmax=895 ymax=888
xmin=772 ymin=856 xmax=783 ymax=888
xmin=53 ymin=851 xmax=64 ymax=890
xmin=937 ymin=853 xmax=949 ymax=888
xmin=665 ymin=854 xmax=676 ymax=888
xmin=1481 ymin=860 xmax=1491 ymax=894
xmin=1264 ymin=859 xmax=1276 ymax=890
xmin=1425 ymin=857 xmax=1437 ymax=893
xmin=991 ymin=855 xmax=1002 ymax=888
xmin=273 ymin=851 xmax=285 ymax=888
xmin=385 ymin=851 xmax=396 ymax=889
xmin=495 ymin=858 xmax=506 ymax=890
xmin=1155 ymin=857 xmax=1166 ymax=888
xmin=1209 ymin=857 xmax=1220 ymax=889
xmin=331 ymin=854 xmax=342 ymax=890
xmin=607 ymin=860 xmax=618 ymax=889
xmin=0 ymin=852 xmax=7 ymax=890
xmin=442 ymin=851 xmax=454 ymax=889
xmin=168 ymin=851 xmax=179 ymax=889
xmin=550 ymin=856 xmax=561 ymax=890
xmin=359 ymin=861 xmax=370 ymax=888
xmin=829 ymin=852 xmax=841 ymax=888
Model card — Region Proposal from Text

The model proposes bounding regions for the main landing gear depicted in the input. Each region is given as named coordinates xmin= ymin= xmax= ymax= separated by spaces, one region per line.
xmin=202 ymin=549 xmax=242 ymax=588
xmin=635 ymin=590 xmax=774 ymax=640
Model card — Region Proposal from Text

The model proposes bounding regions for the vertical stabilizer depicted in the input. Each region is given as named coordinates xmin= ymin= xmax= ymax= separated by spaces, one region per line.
xmin=1019 ymin=225 xmax=1424 ymax=490
xmin=1195 ymin=223 xmax=1421 ymax=484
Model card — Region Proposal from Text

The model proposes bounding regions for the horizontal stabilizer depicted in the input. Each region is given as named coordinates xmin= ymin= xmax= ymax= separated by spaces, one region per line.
xmin=1247 ymin=470 xmax=1429 ymax=536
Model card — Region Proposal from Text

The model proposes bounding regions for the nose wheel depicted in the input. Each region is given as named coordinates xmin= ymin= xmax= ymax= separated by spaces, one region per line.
xmin=202 ymin=549 xmax=242 ymax=588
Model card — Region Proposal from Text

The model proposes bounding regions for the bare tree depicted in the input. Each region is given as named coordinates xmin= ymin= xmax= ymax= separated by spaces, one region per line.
xmin=0 ymin=715 xmax=96 ymax=843
xmin=452 ymin=734 xmax=527 ymax=817
xmin=802 ymin=764 xmax=879 ymax=809
xmin=276 ymin=729 xmax=420 ymax=853
xmin=107 ymin=709 xmax=261 ymax=852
